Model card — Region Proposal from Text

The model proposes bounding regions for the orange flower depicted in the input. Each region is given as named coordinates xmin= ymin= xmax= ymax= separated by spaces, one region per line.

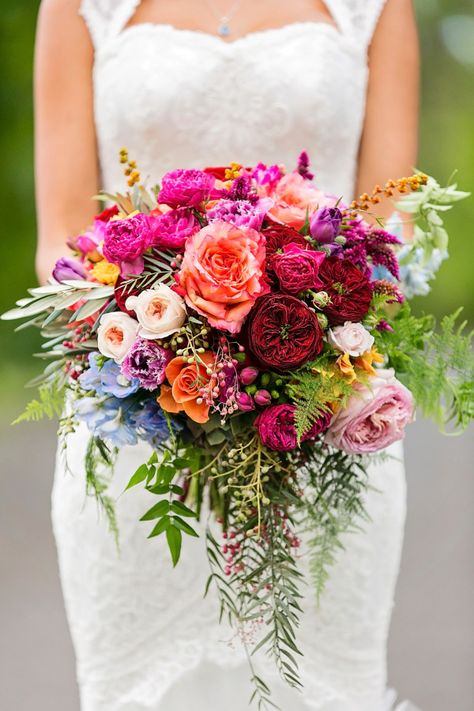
xmin=354 ymin=347 xmax=384 ymax=376
xmin=336 ymin=352 xmax=357 ymax=383
xmin=158 ymin=352 xmax=215 ymax=424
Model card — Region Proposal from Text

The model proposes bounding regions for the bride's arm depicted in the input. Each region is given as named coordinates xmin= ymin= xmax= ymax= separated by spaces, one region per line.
xmin=34 ymin=0 xmax=98 ymax=283
xmin=356 ymin=0 xmax=419 ymax=218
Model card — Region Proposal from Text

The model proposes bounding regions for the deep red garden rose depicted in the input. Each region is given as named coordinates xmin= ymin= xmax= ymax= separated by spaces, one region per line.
xmin=95 ymin=204 xmax=119 ymax=222
xmin=263 ymin=222 xmax=310 ymax=287
xmin=114 ymin=276 xmax=139 ymax=318
xmin=246 ymin=294 xmax=323 ymax=371
xmin=272 ymin=244 xmax=326 ymax=294
xmin=319 ymin=257 xmax=373 ymax=325
xmin=255 ymin=404 xmax=331 ymax=451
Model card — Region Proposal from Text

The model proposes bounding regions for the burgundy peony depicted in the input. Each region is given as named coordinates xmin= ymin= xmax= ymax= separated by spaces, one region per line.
xmin=263 ymin=222 xmax=309 ymax=260
xmin=319 ymin=257 xmax=373 ymax=325
xmin=309 ymin=206 xmax=343 ymax=244
xmin=103 ymin=214 xmax=156 ymax=276
xmin=272 ymin=244 xmax=326 ymax=294
xmin=246 ymin=294 xmax=324 ymax=371
xmin=255 ymin=404 xmax=331 ymax=451
xmin=157 ymin=169 xmax=215 ymax=209
xmin=149 ymin=208 xmax=200 ymax=250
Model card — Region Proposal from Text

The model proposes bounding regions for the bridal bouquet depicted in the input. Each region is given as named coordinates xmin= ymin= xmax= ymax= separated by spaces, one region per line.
xmin=3 ymin=150 xmax=472 ymax=705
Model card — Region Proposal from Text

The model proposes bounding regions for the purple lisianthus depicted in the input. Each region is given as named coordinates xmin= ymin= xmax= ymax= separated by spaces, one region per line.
xmin=103 ymin=214 xmax=156 ymax=276
xmin=255 ymin=404 xmax=331 ymax=451
xmin=207 ymin=198 xmax=273 ymax=231
xmin=52 ymin=257 xmax=86 ymax=282
xmin=310 ymin=206 xmax=343 ymax=244
xmin=158 ymin=169 xmax=215 ymax=210
xmin=121 ymin=338 xmax=172 ymax=390
xmin=149 ymin=208 xmax=200 ymax=250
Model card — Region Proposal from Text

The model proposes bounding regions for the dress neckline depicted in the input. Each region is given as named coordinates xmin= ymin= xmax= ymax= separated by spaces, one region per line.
xmin=110 ymin=20 xmax=345 ymax=51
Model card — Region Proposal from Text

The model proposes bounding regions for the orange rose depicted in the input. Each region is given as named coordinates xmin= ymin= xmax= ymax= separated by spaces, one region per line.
xmin=268 ymin=173 xmax=335 ymax=229
xmin=158 ymin=352 xmax=215 ymax=423
xmin=178 ymin=221 xmax=268 ymax=334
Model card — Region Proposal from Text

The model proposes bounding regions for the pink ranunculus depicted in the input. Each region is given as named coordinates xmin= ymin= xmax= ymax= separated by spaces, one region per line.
xmin=268 ymin=172 xmax=335 ymax=229
xmin=255 ymin=403 xmax=331 ymax=451
xmin=157 ymin=169 xmax=215 ymax=210
xmin=272 ymin=243 xmax=326 ymax=294
xmin=149 ymin=208 xmax=200 ymax=250
xmin=325 ymin=369 xmax=414 ymax=454
xmin=102 ymin=214 xmax=156 ymax=276
xmin=178 ymin=221 xmax=268 ymax=334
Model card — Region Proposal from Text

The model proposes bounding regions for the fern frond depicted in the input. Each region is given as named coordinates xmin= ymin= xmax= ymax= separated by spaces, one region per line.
xmin=13 ymin=382 xmax=65 ymax=424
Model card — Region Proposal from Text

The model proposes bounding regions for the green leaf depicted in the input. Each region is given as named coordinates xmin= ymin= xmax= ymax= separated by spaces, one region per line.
xmin=166 ymin=524 xmax=182 ymax=566
xmin=147 ymin=451 xmax=158 ymax=465
xmin=206 ymin=429 xmax=227 ymax=446
xmin=172 ymin=515 xmax=199 ymax=537
xmin=148 ymin=516 xmax=170 ymax=538
xmin=170 ymin=500 xmax=197 ymax=518
xmin=125 ymin=463 xmax=149 ymax=491
xmin=140 ymin=500 xmax=170 ymax=521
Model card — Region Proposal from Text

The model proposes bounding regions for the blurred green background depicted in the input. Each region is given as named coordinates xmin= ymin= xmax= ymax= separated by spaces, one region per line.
xmin=0 ymin=0 xmax=473 ymax=411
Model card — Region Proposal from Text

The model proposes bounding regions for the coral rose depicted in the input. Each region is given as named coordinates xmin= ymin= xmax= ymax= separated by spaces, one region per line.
xmin=178 ymin=221 xmax=268 ymax=334
xmin=158 ymin=352 xmax=215 ymax=423
xmin=268 ymin=173 xmax=335 ymax=229
xmin=246 ymin=294 xmax=324 ymax=371
xmin=325 ymin=369 xmax=414 ymax=454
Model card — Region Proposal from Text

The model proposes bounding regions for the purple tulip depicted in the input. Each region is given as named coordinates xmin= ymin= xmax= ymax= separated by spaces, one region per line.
xmin=254 ymin=389 xmax=272 ymax=407
xmin=237 ymin=392 xmax=255 ymax=412
xmin=310 ymin=207 xmax=343 ymax=244
xmin=52 ymin=257 xmax=86 ymax=283
xmin=239 ymin=366 xmax=259 ymax=386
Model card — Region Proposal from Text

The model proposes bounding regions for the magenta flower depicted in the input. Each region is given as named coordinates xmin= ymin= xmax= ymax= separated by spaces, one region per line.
xmin=207 ymin=198 xmax=272 ymax=231
xmin=272 ymin=243 xmax=326 ymax=294
xmin=237 ymin=392 xmax=255 ymax=412
xmin=254 ymin=390 xmax=272 ymax=407
xmin=255 ymin=404 xmax=331 ymax=451
xmin=252 ymin=163 xmax=282 ymax=191
xmin=157 ymin=169 xmax=215 ymax=210
xmin=150 ymin=209 xmax=200 ymax=250
xmin=239 ymin=367 xmax=259 ymax=386
xmin=121 ymin=338 xmax=172 ymax=391
xmin=296 ymin=150 xmax=314 ymax=181
xmin=103 ymin=214 xmax=156 ymax=276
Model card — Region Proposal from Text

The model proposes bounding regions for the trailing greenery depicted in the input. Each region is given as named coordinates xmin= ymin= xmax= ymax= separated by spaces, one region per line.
xmin=85 ymin=437 xmax=119 ymax=546
xmin=376 ymin=305 xmax=474 ymax=431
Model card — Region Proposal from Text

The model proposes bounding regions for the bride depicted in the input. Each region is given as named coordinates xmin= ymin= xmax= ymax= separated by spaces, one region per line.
xmin=35 ymin=1 xmax=420 ymax=709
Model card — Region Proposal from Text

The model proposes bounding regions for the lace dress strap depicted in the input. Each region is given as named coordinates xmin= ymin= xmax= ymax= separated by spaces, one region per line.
xmin=325 ymin=0 xmax=388 ymax=50
xmin=79 ymin=0 xmax=141 ymax=49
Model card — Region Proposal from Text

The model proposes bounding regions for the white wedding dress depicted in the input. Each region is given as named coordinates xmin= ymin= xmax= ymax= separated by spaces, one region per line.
xmin=52 ymin=2 xmax=417 ymax=709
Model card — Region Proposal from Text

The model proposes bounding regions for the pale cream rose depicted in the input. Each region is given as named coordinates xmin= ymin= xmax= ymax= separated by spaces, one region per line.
xmin=97 ymin=312 xmax=139 ymax=363
xmin=125 ymin=284 xmax=186 ymax=340
xmin=327 ymin=321 xmax=374 ymax=357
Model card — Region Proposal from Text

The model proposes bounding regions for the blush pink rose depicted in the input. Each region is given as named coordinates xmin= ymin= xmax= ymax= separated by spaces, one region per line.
xmin=325 ymin=369 xmax=414 ymax=454
xmin=268 ymin=173 xmax=336 ymax=229
xmin=178 ymin=220 xmax=268 ymax=334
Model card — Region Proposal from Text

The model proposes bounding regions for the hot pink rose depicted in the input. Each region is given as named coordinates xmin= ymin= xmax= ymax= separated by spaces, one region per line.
xmin=268 ymin=173 xmax=335 ymax=229
xmin=178 ymin=221 xmax=268 ymax=334
xmin=325 ymin=369 xmax=414 ymax=454
xmin=272 ymin=243 xmax=326 ymax=294
xmin=149 ymin=208 xmax=200 ymax=250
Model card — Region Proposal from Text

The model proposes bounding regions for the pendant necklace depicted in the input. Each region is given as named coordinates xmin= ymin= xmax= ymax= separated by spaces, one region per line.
xmin=204 ymin=0 xmax=244 ymax=38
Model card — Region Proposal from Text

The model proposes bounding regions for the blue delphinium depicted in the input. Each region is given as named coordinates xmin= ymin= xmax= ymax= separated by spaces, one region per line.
xmin=127 ymin=399 xmax=178 ymax=449
xmin=79 ymin=353 xmax=140 ymax=398
xmin=397 ymin=245 xmax=446 ymax=298
xmin=74 ymin=395 xmax=138 ymax=447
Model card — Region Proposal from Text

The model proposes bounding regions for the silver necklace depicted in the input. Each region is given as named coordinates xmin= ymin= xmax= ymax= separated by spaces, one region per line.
xmin=204 ymin=0 xmax=243 ymax=37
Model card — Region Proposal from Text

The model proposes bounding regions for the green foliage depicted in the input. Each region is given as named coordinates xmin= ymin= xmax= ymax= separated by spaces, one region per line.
xmin=12 ymin=381 xmax=65 ymax=424
xmin=85 ymin=437 xmax=119 ymax=546
xmin=299 ymin=447 xmax=369 ymax=602
xmin=376 ymin=305 xmax=474 ymax=431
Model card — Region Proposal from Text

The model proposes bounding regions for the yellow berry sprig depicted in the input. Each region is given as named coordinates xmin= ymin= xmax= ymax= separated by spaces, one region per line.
xmin=119 ymin=147 xmax=141 ymax=187
xmin=348 ymin=173 xmax=428 ymax=217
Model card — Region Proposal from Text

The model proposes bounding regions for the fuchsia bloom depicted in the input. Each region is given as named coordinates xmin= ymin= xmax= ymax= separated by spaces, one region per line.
xmin=103 ymin=214 xmax=156 ymax=276
xmin=158 ymin=169 xmax=215 ymax=209
xmin=272 ymin=243 xmax=326 ymax=294
xmin=207 ymin=198 xmax=272 ymax=231
xmin=255 ymin=404 xmax=331 ymax=451
xmin=150 ymin=208 xmax=200 ymax=250
xmin=325 ymin=369 xmax=414 ymax=454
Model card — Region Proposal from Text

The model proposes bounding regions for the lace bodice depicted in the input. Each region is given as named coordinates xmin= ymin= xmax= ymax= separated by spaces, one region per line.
xmin=51 ymin=2 xmax=416 ymax=709
xmin=80 ymin=0 xmax=387 ymax=201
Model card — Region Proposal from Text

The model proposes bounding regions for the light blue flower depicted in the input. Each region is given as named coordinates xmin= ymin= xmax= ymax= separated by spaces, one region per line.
xmin=79 ymin=354 xmax=140 ymax=399
xmin=126 ymin=399 xmax=177 ymax=448
xmin=74 ymin=394 xmax=138 ymax=447
xmin=397 ymin=246 xmax=447 ymax=298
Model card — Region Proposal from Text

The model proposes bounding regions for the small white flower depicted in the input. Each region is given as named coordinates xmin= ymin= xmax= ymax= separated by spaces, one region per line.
xmin=327 ymin=321 xmax=374 ymax=357
xmin=125 ymin=283 xmax=187 ymax=340
xmin=97 ymin=312 xmax=139 ymax=363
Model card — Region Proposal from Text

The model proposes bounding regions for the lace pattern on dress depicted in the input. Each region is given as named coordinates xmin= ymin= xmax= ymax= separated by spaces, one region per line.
xmin=80 ymin=0 xmax=141 ymax=48
xmin=325 ymin=0 xmax=388 ymax=49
